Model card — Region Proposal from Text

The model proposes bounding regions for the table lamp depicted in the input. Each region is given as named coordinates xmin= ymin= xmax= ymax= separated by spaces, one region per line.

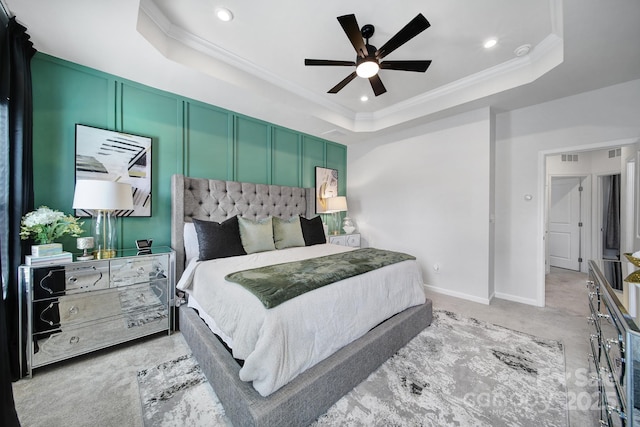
xmin=326 ymin=196 xmax=348 ymax=235
xmin=72 ymin=180 xmax=134 ymax=259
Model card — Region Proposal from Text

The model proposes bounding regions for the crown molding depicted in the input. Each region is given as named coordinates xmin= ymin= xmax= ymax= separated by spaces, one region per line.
xmin=138 ymin=0 xmax=563 ymax=134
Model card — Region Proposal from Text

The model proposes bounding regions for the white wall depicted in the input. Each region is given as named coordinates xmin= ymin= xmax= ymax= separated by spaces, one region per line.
xmin=494 ymin=79 xmax=640 ymax=305
xmin=348 ymin=108 xmax=494 ymax=304
xmin=348 ymin=79 xmax=640 ymax=307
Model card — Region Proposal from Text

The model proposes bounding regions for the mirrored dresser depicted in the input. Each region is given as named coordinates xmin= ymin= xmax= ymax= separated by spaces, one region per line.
xmin=588 ymin=259 xmax=640 ymax=426
xmin=18 ymin=246 xmax=175 ymax=378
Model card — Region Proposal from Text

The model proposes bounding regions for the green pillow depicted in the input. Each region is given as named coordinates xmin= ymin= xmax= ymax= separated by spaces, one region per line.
xmin=238 ymin=216 xmax=276 ymax=254
xmin=273 ymin=215 xmax=306 ymax=250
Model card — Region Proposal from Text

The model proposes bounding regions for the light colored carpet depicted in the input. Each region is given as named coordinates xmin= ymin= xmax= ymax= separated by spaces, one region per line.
xmin=138 ymin=310 xmax=567 ymax=426
xmin=13 ymin=332 xmax=189 ymax=427
xmin=12 ymin=269 xmax=597 ymax=426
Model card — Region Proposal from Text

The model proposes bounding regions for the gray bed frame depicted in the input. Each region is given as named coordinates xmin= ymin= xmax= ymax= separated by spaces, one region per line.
xmin=171 ymin=174 xmax=433 ymax=426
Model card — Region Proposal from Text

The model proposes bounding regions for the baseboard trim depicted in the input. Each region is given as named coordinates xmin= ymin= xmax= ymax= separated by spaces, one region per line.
xmin=423 ymin=284 xmax=491 ymax=305
xmin=494 ymin=292 xmax=540 ymax=307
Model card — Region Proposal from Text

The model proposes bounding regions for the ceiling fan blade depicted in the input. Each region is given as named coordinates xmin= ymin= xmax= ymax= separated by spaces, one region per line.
xmin=305 ymin=59 xmax=356 ymax=67
xmin=376 ymin=14 xmax=431 ymax=60
xmin=380 ymin=60 xmax=432 ymax=72
xmin=369 ymin=74 xmax=387 ymax=96
xmin=337 ymin=14 xmax=367 ymax=58
xmin=328 ymin=71 xmax=358 ymax=93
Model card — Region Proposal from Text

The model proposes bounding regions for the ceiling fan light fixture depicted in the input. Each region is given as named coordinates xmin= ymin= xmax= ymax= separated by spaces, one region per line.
xmin=304 ymin=13 xmax=431 ymax=95
xmin=356 ymin=60 xmax=379 ymax=78
xmin=215 ymin=7 xmax=234 ymax=22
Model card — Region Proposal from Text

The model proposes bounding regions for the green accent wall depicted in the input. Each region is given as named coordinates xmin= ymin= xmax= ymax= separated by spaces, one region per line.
xmin=31 ymin=53 xmax=347 ymax=252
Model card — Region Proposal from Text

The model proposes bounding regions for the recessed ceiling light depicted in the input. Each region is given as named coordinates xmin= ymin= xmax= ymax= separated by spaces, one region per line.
xmin=360 ymin=95 xmax=369 ymax=102
xmin=483 ymin=38 xmax=498 ymax=49
xmin=215 ymin=7 xmax=234 ymax=22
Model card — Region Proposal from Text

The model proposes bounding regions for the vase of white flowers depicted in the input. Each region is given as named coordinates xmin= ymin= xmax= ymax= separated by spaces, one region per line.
xmin=20 ymin=206 xmax=84 ymax=256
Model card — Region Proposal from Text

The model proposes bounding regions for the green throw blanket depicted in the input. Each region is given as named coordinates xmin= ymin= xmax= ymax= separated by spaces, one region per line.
xmin=224 ymin=248 xmax=416 ymax=309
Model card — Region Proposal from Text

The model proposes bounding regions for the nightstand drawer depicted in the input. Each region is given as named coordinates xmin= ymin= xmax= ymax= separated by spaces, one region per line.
xmin=32 ymin=281 xmax=168 ymax=332
xmin=110 ymin=256 xmax=168 ymax=287
xmin=32 ymin=312 xmax=168 ymax=368
xmin=65 ymin=262 xmax=110 ymax=294
xmin=329 ymin=233 xmax=361 ymax=247
xmin=32 ymin=262 xmax=110 ymax=300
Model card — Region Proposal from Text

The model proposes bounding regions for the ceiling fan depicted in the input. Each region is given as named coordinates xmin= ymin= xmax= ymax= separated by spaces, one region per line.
xmin=305 ymin=13 xmax=432 ymax=96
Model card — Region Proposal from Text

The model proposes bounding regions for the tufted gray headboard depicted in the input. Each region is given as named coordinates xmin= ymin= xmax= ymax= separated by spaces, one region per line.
xmin=171 ymin=174 xmax=315 ymax=279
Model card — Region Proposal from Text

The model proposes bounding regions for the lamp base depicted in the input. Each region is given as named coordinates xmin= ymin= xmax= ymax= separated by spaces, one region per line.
xmin=94 ymin=249 xmax=116 ymax=259
xmin=92 ymin=210 xmax=119 ymax=260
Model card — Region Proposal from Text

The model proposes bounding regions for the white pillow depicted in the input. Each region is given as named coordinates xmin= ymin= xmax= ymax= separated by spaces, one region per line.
xmin=183 ymin=222 xmax=199 ymax=265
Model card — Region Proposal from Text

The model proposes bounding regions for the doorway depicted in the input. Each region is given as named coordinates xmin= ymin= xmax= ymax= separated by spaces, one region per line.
xmin=539 ymin=141 xmax=636 ymax=307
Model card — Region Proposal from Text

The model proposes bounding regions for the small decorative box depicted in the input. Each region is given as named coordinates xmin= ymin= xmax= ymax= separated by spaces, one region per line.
xmin=31 ymin=243 xmax=63 ymax=257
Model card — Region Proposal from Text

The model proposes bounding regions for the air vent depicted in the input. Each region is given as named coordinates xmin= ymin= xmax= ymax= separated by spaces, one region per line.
xmin=608 ymin=148 xmax=622 ymax=158
xmin=561 ymin=154 xmax=579 ymax=162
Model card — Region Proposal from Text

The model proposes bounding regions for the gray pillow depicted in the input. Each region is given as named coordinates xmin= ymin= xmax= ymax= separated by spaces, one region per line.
xmin=238 ymin=216 xmax=276 ymax=254
xmin=273 ymin=215 xmax=306 ymax=249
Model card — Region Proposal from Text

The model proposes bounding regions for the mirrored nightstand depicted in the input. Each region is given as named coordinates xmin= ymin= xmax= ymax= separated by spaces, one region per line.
xmin=328 ymin=233 xmax=361 ymax=248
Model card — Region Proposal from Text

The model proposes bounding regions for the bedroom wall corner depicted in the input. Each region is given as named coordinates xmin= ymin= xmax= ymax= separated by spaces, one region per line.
xmin=348 ymin=108 xmax=494 ymax=303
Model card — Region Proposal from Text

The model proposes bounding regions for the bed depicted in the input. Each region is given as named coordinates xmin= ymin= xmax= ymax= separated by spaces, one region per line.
xmin=171 ymin=174 xmax=433 ymax=426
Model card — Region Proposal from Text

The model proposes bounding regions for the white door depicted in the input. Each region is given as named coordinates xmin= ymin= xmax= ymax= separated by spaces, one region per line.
xmin=549 ymin=177 xmax=582 ymax=270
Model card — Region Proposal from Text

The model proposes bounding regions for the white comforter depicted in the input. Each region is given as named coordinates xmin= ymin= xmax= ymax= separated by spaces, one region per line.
xmin=177 ymin=244 xmax=426 ymax=396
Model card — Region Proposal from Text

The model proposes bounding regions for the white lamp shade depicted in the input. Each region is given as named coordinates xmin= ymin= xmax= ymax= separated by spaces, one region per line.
xmin=73 ymin=180 xmax=134 ymax=210
xmin=326 ymin=196 xmax=348 ymax=213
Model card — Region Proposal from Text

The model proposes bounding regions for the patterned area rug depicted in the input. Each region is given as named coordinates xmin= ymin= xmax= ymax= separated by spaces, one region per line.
xmin=137 ymin=354 xmax=231 ymax=426
xmin=137 ymin=310 xmax=567 ymax=426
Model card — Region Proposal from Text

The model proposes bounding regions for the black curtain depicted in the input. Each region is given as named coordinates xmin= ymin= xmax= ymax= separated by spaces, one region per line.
xmin=604 ymin=174 xmax=622 ymax=290
xmin=605 ymin=174 xmax=621 ymax=251
xmin=1 ymin=6 xmax=36 ymax=426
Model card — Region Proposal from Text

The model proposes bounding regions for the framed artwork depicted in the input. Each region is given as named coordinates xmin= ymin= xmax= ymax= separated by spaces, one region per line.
xmin=315 ymin=166 xmax=338 ymax=213
xmin=75 ymin=124 xmax=152 ymax=217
